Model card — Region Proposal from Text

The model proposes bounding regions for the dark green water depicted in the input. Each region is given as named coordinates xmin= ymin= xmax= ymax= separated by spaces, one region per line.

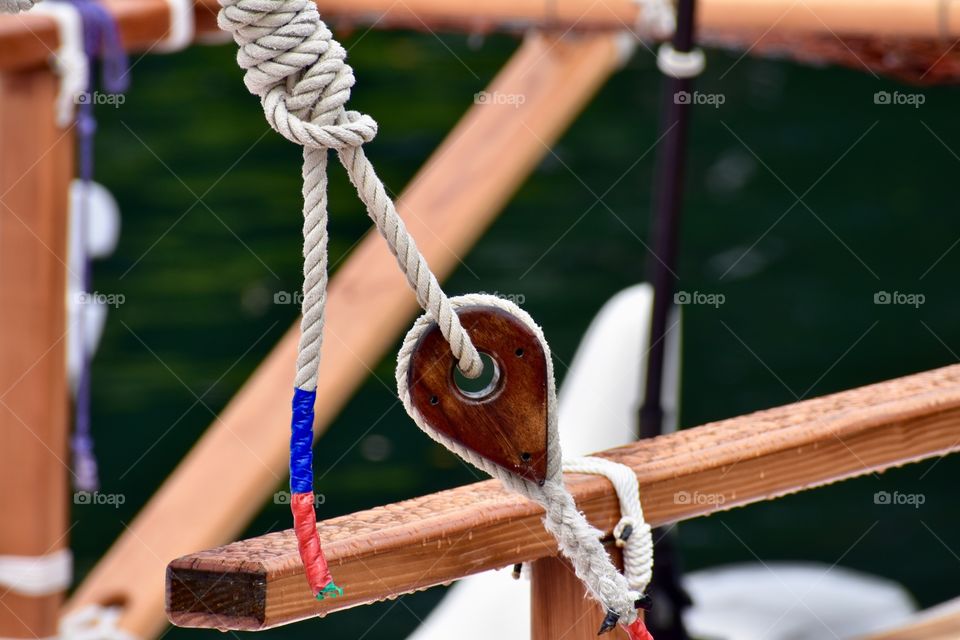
xmin=77 ymin=29 xmax=959 ymax=638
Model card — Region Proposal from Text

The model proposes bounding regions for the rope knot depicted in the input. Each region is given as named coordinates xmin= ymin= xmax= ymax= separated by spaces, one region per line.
xmin=219 ymin=0 xmax=377 ymax=150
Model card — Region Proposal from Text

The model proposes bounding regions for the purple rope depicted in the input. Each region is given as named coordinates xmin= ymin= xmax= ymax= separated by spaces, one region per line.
xmin=57 ymin=0 xmax=129 ymax=493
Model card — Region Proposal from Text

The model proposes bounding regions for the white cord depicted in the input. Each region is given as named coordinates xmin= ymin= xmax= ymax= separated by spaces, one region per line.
xmin=657 ymin=42 xmax=706 ymax=78
xmin=563 ymin=456 xmax=654 ymax=593
xmin=28 ymin=1 xmax=87 ymax=127
xmin=154 ymin=0 xmax=194 ymax=52
xmin=635 ymin=0 xmax=676 ymax=39
xmin=0 ymin=605 xmax=136 ymax=640
xmin=0 ymin=0 xmax=40 ymax=14
xmin=59 ymin=606 xmax=138 ymax=640
xmin=398 ymin=295 xmax=640 ymax=626
xmin=0 ymin=549 xmax=72 ymax=596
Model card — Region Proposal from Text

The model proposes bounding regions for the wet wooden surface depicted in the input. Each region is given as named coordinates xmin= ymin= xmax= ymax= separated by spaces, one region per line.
xmin=409 ymin=306 xmax=549 ymax=484
xmin=168 ymin=364 xmax=960 ymax=630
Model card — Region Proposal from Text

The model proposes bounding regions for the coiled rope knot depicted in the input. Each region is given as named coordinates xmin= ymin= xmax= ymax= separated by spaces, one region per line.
xmin=218 ymin=0 xmax=377 ymax=151
xmin=0 ymin=0 xmax=39 ymax=14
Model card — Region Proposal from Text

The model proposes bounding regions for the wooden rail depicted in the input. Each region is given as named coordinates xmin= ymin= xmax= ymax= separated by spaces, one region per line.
xmin=1 ymin=0 xmax=958 ymax=73
xmin=863 ymin=598 xmax=960 ymax=639
xmin=0 ymin=69 xmax=73 ymax=638
xmin=66 ymin=32 xmax=625 ymax=639
xmin=167 ymin=364 xmax=960 ymax=630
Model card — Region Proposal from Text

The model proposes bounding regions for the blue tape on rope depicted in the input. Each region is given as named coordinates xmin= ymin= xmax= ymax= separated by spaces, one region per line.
xmin=290 ymin=387 xmax=317 ymax=494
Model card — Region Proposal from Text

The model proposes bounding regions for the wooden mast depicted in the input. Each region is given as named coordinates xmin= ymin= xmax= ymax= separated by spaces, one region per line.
xmin=0 ymin=69 xmax=74 ymax=639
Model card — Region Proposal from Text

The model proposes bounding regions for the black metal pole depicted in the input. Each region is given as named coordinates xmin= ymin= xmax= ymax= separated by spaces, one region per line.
xmin=640 ymin=0 xmax=697 ymax=442
xmin=639 ymin=0 xmax=699 ymax=637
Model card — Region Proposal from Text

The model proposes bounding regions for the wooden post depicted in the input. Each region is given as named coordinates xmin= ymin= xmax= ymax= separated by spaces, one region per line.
xmin=0 ymin=70 xmax=74 ymax=638
xmin=531 ymin=553 xmax=628 ymax=640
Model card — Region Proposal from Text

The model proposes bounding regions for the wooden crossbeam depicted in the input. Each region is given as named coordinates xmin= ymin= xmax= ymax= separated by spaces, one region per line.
xmin=167 ymin=364 xmax=960 ymax=630
xmin=66 ymin=32 xmax=625 ymax=639
xmin=864 ymin=598 xmax=960 ymax=639
xmin=1 ymin=0 xmax=957 ymax=73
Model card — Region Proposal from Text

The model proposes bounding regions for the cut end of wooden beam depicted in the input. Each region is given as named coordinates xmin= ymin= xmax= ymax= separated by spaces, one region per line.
xmin=166 ymin=564 xmax=267 ymax=630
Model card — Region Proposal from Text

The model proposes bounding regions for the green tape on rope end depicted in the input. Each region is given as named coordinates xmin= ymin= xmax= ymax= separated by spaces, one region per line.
xmin=316 ymin=582 xmax=344 ymax=600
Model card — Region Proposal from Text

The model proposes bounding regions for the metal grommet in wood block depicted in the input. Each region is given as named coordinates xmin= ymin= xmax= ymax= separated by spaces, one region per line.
xmin=407 ymin=305 xmax=549 ymax=485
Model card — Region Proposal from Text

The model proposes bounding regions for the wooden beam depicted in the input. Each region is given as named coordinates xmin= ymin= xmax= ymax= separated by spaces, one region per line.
xmin=0 ymin=70 xmax=73 ymax=638
xmin=67 ymin=32 xmax=625 ymax=639
xmin=1 ymin=0 xmax=958 ymax=73
xmin=166 ymin=364 xmax=960 ymax=630
xmin=863 ymin=598 xmax=960 ymax=639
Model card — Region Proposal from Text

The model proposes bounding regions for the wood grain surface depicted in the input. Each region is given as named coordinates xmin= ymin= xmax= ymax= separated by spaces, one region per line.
xmin=168 ymin=364 xmax=960 ymax=630
xmin=1 ymin=0 xmax=957 ymax=73
xmin=409 ymin=306 xmax=549 ymax=484
xmin=862 ymin=597 xmax=960 ymax=639
xmin=531 ymin=551 xmax=634 ymax=640
xmin=0 ymin=69 xmax=73 ymax=638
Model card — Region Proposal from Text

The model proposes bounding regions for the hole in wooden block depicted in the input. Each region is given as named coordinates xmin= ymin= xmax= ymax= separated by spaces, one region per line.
xmin=453 ymin=352 xmax=500 ymax=400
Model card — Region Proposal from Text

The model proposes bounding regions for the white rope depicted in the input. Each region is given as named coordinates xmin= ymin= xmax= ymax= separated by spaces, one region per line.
xmin=219 ymin=0 xmax=640 ymax=629
xmin=0 ymin=0 xmax=39 ymax=14
xmin=59 ymin=606 xmax=138 ymax=640
xmin=218 ymin=0 xmax=482 ymax=387
xmin=635 ymin=0 xmax=676 ymax=39
xmin=27 ymin=1 xmax=88 ymax=127
xmin=0 ymin=549 xmax=72 ymax=596
xmin=657 ymin=42 xmax=706 ymax=78
xmin=398 ymin=294 xmax=641 ymax=625
xmin=154 ymin=0 xmax=194 ymax=53
xmin=563 ymin=456 xmax=653 ymax=593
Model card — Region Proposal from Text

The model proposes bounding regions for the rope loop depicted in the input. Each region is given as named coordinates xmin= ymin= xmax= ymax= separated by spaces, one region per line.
xmin=0 ymin=549 xmax=72 ymax=596
xmin=0 ymin=0 xmax=39 ymax=13
xmin=563 ymin=456 xmax=654 ymax=595
xmin=656 ymin=42 xmax=706 ymax=78
xmin=220 ymin=1 xmax=377 ymax=151
xmin=60 ymin=605 xmax=138 ymax=640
